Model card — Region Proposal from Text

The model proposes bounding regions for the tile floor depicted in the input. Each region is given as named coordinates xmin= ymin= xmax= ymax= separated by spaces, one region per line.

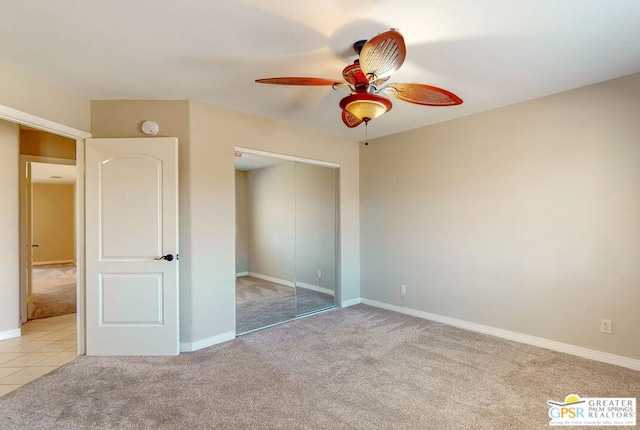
xmin=0 ymin=313 xmax=77 ymax=397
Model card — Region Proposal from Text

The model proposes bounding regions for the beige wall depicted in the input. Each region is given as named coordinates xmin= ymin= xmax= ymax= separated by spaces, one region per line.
xmin=91 ymin=100 xmax=360 ymax=344
xmin=0 ymin=61 xmax=90 ymax=132
xmin=20 ymin=129 xmax=76 ymax=159
xmin=361 ymin=73 xmax=640 ymax=360
xmin=0 ymin=119 xmax=20 ymax=334
xmin=32 ymin=183 xmax=75 ymax=264
xmin=235 ymin=170 xmax=249 ymax=274
xmin=247 ymin=162 xmax=295 ymax=282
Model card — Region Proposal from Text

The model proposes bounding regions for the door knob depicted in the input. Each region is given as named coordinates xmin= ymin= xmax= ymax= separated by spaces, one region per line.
xmin=31 ymin=244 xmax=39 ymax=248
xmin=154 ymin=254 xmax=174 ymax=262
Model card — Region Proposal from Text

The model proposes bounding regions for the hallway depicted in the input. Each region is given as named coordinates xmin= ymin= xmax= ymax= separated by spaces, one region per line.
xmin=0 ymin=313 xmax=77 ymax=397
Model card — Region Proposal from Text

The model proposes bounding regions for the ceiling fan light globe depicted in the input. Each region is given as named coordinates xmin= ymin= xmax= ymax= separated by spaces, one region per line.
xmin=339 ymin=94 xmax=392 ymax=122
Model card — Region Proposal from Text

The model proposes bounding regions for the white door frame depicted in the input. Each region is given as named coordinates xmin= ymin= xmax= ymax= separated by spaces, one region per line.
xmin=234 ymin=147 xmax=340 ymax=169
xmin=1 ymin=103 xmax=91 ymax=355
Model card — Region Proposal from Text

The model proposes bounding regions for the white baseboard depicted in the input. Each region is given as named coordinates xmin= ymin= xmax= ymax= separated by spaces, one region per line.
xmin=0 ymin=328 xmax=21 ymax=341
xmin=33 ymin=259 xmax=74 ymax=266
xmin=361 ymin=299 xmax=640 ymax=372
xmin=341 ymin=297 xmax=362 ymax=308
xmin=180 ymin=331 xmax=235 ymax=353
xmin=236 ymin=271 xmax=249 ymax=277
xmin=296 ymin=281 xmax=335 ymax=296
xmin=246 ymin=273 xmax=335 ymax=295
xmin=248 ymin=272 xmax=294 ymax=288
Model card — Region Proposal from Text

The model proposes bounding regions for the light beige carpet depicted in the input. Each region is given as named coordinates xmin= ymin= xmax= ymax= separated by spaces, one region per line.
xmin=236 ymin=276 xmax=335 ymax=333
xmin=0 ymin=305 xmax=638 ymax=429
xmin=30 ymin=263 xmax=76 ymax=319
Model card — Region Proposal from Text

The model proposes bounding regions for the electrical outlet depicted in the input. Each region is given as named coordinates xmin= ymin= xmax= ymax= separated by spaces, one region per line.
xmin=318 ymin=269 xmax=322 ymax=279
xmin=400 ymin=284 xmax=406 ymax=295
xmin=600 ymin=319 xmax=612 ymax=334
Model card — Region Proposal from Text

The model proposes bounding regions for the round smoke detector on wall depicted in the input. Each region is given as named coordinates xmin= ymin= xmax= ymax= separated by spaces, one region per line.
xmin=141 ymin=120 xmax=160 ymax=136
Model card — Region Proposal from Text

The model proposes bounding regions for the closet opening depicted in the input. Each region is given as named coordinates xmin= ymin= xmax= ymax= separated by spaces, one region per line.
xmin=234 ymin=148 xmax=339 ymax=335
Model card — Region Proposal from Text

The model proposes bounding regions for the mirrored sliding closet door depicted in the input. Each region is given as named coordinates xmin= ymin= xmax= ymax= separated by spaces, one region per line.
xmin=234 ymin=151 xmax=338 ymax=335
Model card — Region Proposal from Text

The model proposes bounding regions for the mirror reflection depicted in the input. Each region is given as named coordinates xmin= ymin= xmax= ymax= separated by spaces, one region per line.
xmin=294 ymin=161 xmax=336 ymax=315
xmin=235 ymin=151 xmax=338 ymax=334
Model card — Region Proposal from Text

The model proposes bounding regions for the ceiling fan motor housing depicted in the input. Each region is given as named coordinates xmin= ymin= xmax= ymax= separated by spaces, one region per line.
xmin=342 ymin=61 xmax=369 ymax=92
xmin=353 ymin=39 xmax=367 ymax=55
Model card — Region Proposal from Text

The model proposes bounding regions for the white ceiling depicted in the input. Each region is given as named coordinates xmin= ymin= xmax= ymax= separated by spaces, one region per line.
xmin=0 ymin=1 xmax=639 ymax=140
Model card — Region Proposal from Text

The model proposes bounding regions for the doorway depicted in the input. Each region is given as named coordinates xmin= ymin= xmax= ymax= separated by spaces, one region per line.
xmin=26 ymin=161 xmax=77 ymax=320
xmin=234 ymin=149 xmax=339 ymax=334
xmin=16 ymin=125 xmax=87 ymax=355
xmin=0 ymin=105 xmax=90 ymax=356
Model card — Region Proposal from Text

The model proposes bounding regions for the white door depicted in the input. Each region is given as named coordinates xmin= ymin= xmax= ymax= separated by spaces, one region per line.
xmin=86 ymin=138 xmax=179 ymax=355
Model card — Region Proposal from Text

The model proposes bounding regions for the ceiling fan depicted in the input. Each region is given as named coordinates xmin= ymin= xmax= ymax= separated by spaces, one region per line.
xmin=255 ymin=29 xmax=463 ymax=128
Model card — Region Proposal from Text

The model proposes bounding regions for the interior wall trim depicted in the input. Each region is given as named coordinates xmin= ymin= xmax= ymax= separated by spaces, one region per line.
xmin=296 ymin=281 xmax=335 ymax=296
xmin=0 ymin=104 xmax=91 ymax=140
xmin=0 ymin=328 xmax=21 ymax=341
xmin=361 ymin=298 xmax=640 ymax=372
xmin=235 ymin=146 xmax=340 ymax=168
xmin=33 ymin=259 xmax=75 ymax=266
xmin=341 ymin=298 xmax=362 ymax=308
xmin=247 ymin=273 xmax=336 ymax=297
xmin=180 ymin=331 xmax=236 ymax=352
xmin=235 ymin=271 xmax=249 ymax=277
xmin=247 ymin=272 xmax=294 ymax=288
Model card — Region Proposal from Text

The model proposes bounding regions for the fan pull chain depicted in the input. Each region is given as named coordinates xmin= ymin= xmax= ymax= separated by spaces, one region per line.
xmin=364 ymin=120 xmax=369 ymax=146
